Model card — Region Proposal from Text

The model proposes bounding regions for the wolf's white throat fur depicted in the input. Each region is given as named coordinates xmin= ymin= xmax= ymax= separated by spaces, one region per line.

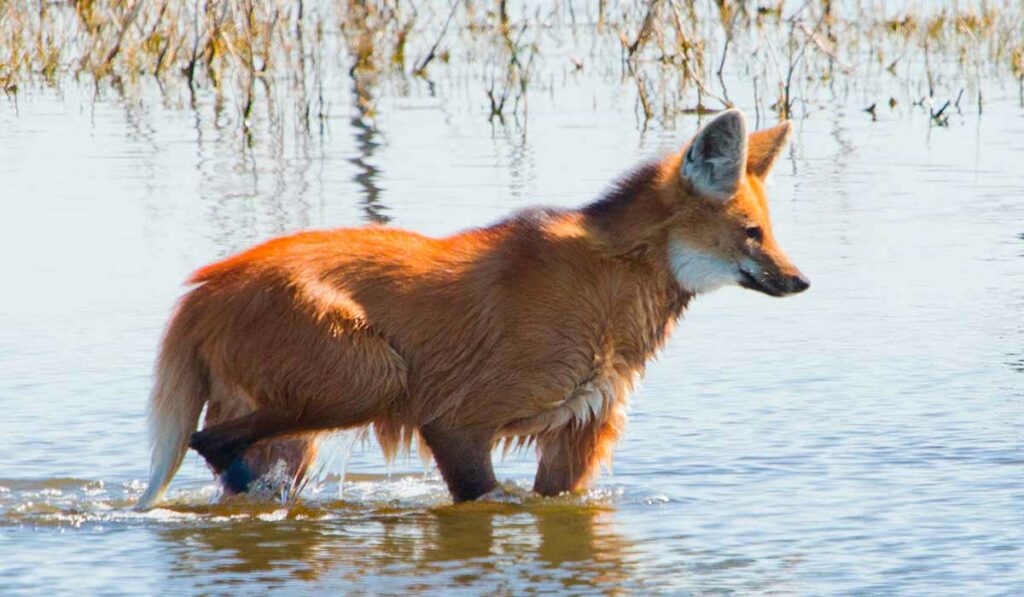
xmin=668 ymin=240 xmax=738 ymax=295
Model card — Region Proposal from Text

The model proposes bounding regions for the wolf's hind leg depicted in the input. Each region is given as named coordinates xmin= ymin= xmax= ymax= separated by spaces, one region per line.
xmin=191 ymin=382 xmax=396 ymax=494
xmin=204 ymin=392 xmax=318 ymax=495
xmin=195 ymin=321 xmax=408 ymax=494
xmin=190 ymin=408 xmax=342 ymax=494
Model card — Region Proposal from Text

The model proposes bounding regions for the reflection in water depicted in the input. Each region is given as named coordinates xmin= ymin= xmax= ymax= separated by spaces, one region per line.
xmin=494 ymin=120 xmax=536 ymax=203
xmin=348 ymin=71 xmax=390 ymax=225
xmin=185 ymin=79 xmax=322 ymax=253
xmin=157 ymin=503 xmax=636 ymax=591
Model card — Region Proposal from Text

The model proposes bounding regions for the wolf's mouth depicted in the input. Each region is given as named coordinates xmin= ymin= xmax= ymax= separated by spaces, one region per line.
xmin=738 ymin=269 xmax=784 ymax=297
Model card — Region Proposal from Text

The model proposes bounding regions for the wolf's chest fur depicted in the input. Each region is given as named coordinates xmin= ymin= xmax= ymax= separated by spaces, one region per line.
xmin=498 ymin=364 xmax=638 ymax=439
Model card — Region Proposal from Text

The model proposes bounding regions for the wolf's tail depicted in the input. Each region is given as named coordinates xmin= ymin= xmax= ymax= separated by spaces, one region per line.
xmin=135 ymin=321 xmax=208 ymax=511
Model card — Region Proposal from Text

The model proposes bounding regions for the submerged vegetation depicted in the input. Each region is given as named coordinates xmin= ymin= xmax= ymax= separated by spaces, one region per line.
xmin=1 ymin=0 xmax=1021 ymax=133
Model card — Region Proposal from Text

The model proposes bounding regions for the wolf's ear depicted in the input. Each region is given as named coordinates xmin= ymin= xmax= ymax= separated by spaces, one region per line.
xmin=680 ymin=109 xmax=748 ymax=202
xmin=747 ymin=121 xmax=793 ymax=178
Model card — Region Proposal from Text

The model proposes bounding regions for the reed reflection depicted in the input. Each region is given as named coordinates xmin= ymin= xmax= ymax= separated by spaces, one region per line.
xmin=347 ymin=72 xmax=390 ymax=225
xmin=342 ymin=1 xmax=391 ymax=226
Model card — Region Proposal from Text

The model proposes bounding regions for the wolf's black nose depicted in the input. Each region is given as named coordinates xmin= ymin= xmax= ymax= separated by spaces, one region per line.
xmin=789 ymin=274 xmax=810 ymax=293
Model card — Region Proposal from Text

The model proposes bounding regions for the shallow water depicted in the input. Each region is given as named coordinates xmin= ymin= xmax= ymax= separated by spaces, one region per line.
xmin=2 ymin=20 xmax=1023 ymax=596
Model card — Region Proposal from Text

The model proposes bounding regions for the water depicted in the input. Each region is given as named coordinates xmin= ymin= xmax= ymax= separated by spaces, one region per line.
xmin=2 ymin=24 xmax=1023 ymax=597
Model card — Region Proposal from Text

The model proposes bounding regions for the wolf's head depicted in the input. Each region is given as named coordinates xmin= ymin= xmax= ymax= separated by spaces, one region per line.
xmin=666 ymin=109 xmax=809 ymax=297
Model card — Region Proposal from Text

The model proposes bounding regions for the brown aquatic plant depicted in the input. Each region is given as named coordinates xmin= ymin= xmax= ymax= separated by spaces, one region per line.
xmin=0 ymin=1 xmax=1021 ymax=135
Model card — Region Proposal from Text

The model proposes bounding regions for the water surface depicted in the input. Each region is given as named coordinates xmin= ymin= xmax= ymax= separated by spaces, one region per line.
xmin=1 ymin=23 xmax=1023 ymax=596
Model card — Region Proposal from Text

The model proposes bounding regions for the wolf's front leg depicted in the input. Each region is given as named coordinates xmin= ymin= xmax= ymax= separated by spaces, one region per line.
xmin=533 ymin=412 xmax=623 ymax=497
xmin=420 ymin=424 xmax=499 ymax=502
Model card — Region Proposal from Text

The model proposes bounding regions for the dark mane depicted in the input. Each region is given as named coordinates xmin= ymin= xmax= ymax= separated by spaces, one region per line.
xmin=581 ymin=160 xmax=661 ymax=221
xmin=480 ymin=205 xmax=566 ymax=231
xmin=471 ymin=205 xmax=570 ymax=240
xmin=509 ymin=205 xmax=569 ymax=226
xmin=472 ymin=161 xmax=661 ymax=239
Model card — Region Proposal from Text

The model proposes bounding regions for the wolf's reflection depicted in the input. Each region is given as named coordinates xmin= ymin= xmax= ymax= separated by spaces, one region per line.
xmin=157 ymin=501 xmax=636 ymax=589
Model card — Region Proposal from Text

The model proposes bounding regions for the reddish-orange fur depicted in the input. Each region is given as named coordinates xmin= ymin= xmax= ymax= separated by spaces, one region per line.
xmin=137 ymin=113 xmax=805 ymax=508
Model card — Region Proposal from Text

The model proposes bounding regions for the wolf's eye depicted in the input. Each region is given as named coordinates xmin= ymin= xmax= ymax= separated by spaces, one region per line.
xmin=745 ymin=226 xmax=764 ymax=243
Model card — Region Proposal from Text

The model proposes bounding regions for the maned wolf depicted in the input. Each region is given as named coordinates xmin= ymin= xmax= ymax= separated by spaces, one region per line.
xmin=136 ymin=109 xmax=809 ymax=509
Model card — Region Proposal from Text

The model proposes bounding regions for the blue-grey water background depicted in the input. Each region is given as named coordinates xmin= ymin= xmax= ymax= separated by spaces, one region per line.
xmin=1 ymin=7 xmax=1023 ymax=595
